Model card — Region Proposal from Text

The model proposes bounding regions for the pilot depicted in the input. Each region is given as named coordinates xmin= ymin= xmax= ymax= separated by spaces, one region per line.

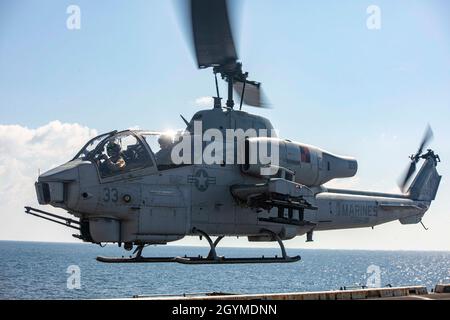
xmin=103 ymin=141 xmax=126 ymax=172
xmin=155 ymin=134 xmax=173 ymax=165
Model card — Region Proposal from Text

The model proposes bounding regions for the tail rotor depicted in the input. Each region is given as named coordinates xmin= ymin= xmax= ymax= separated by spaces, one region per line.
xmin=398 ymin=125 xmax=435 ymax=193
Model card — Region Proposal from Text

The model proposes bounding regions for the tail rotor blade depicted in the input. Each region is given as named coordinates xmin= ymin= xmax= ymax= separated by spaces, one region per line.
xmin=417 ymin=125 xmax=434 ymax=156
xmin=398 ymin=161 xmax=417 ymax=192
xmin=398 ymin=125 xmax=434 ymax=192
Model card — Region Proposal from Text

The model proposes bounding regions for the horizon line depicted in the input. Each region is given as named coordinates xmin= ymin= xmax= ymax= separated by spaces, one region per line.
xmin=1 ymin=239 xmax=449 ymax=253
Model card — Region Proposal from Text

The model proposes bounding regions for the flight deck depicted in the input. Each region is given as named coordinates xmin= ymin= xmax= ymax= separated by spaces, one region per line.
xmin=132 ymin=284 xmax=450 ymax=300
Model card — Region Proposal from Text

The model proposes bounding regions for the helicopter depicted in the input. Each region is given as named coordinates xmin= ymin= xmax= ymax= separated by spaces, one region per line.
xmin=25 ymin=0 xmax=441 ymax=264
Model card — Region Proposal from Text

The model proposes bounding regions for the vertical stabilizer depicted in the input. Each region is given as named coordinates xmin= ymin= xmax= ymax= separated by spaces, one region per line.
xmin=407 ymin=155 xmax=441 ymax=201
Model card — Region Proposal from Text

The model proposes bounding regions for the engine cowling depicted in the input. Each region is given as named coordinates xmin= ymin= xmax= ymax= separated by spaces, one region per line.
xmin=242 ymin=137 xmax=357 ymax=186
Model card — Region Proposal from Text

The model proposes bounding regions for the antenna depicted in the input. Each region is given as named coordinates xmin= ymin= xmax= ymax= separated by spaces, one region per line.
xmin=239 ymin=81 xmax=247 ymax=111
xmin=214 ymin=72 xmax=220 ymax=99
xmin=180 ymin=115 xmax=189 ymax=126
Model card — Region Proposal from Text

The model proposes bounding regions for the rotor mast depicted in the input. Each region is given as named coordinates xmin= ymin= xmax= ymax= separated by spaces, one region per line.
xmin=213 ymin=63 xmax=247 ymax=109
xmin=227 ymin=74 xmax=234 ymax=109
xmin=187 ymin=0 xmax=265 ymax=110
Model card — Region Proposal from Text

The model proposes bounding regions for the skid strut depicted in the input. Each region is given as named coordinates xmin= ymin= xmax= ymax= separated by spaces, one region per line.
xmin=175 ymin=228 xmax=300 ymax=264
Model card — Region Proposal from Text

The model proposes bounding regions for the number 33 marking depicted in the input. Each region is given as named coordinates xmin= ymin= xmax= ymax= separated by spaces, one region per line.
xmin=103 ymin=188 xmax=118 ymax=202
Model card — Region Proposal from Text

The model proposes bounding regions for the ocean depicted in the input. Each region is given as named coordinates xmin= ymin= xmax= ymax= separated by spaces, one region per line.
xmin=0 ymin=241 xmax=449 ymax=299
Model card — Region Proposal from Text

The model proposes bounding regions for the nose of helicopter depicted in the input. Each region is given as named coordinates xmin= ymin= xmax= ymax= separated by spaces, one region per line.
xmin=35 ymin=160 xmax=80 ymax=206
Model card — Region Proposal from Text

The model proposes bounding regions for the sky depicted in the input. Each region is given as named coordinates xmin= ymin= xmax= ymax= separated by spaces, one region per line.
xmin=0 ymin=0 xmax=449 ymax=250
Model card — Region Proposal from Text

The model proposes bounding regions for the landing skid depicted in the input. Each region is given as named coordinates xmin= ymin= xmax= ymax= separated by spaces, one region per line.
xmin=96 ymin=229 xmax=300 ymax=265
xmin=174 ymin=256 xmax=300 ymax=264
xmin=97 ymin=256 xmax=300 ymax=264
xmin=96 ymin=244 xmax=176 ymax=263
xmin=96 ymin=256 xmax=176 ymax=263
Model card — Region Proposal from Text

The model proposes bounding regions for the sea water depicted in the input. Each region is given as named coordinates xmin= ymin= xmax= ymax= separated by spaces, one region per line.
xmin=0 ymin=241 xmax=449 ymax=299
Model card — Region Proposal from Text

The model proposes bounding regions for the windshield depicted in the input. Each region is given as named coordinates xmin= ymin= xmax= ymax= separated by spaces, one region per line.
xmin=74 ymin=130 xmax=189 ymax=172
xmin=72 ymin=131 xmax=116 ymax=161
xmin=141 ymin=132 xmax=189 ymax=171
xmin=141 ymin=133 xmax=173 ymax=168
xmin=94 ymin=132 xmax=153 ymax=178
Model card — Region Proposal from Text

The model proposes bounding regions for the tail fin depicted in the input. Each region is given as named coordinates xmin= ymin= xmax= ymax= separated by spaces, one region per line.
xmin=407 ymin=154 xmax=442 ymax=201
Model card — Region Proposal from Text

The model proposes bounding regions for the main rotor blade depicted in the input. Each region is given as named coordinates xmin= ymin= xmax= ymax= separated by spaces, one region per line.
xmin=233 ymin=81 xmax=270 ymax=108
xmin=186 ymin=0 xmax=238 ymax=69
xmin=398 ymin=161 xmax=417 ymax=193
xmin=416 ymin=125 xmax=434 ymax=156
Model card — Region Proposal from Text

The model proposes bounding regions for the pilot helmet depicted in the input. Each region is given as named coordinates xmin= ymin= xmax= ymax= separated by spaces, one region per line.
xmin=106 ymin=141 xmax=121 ymax=157
xmin=158 ymin=135 xmax=173 ymax=147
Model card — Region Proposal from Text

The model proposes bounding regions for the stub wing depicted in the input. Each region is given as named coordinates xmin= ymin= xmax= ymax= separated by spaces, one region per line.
xmin=231 ymin=178 xmax=317 ymax=211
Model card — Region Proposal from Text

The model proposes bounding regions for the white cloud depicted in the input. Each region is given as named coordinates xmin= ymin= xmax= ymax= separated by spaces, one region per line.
xmin=0 ymin=121 xmax=97 ymax=242
xmin=194 ymin=96 xmax=214 ymax=108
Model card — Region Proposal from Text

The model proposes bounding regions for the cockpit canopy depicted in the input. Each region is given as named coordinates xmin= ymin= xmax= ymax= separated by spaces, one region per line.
xmin=72 ymin=109 xmax=278 ymax=178
xmin=73 ymin=130 xmax=178 ymax=178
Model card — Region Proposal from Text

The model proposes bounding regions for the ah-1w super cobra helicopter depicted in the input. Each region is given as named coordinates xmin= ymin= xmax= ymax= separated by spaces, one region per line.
xmin=26 ymin=0 xmax=441 ymax=264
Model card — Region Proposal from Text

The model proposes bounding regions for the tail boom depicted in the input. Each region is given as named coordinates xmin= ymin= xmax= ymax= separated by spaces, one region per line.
xmin=311 ymin=153 xmax=441 ymax=231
